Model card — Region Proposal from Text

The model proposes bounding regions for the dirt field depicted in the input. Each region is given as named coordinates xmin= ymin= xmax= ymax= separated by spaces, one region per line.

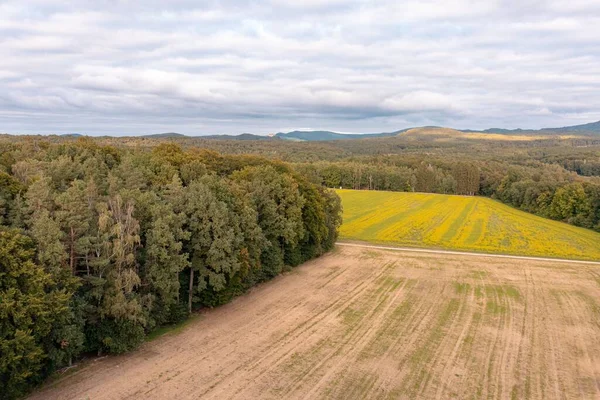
xmin=30 ymin=245 xmax=600 ymax=399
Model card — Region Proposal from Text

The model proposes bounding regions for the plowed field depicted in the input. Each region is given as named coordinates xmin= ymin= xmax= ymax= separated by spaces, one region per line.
xmin=30 ymin=245 xmax=600 ymax=399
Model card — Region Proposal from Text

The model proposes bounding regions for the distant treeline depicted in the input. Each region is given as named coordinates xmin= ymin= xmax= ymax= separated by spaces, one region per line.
xmin=294 ymin=158 xmax=600 ymax=232
xmin=0 ymin=140 xmax=341 ymax=399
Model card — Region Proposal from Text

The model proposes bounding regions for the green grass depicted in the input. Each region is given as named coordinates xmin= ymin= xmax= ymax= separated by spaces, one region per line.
xmin=146 ymin=314 xmax=201 ymax=342
xmin=337 ymin=189 xmax=600 ymax=261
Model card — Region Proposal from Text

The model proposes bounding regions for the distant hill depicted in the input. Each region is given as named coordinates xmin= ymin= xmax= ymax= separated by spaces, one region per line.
xmin=267 ymin=121 xmax=599 ymax=142
xmin=136 ymin=120 xmax=599 ymax=141
xmin=141 ymin=132 xmax=274 ymax=140
xmin=543 ymin=120 xmax=600 ymax=133
xmin=402 ymin=127 xmax=465 ymax=138
xmin=142 ymin=132 xmax=187 ymax=139
xmin=463 ymin=120 xmax=600 ymax=135
xmin=475 ymin=128 xmax=527 ymax=134
xmin=274 ymin=130 xmax=406 ymax=141
xmin=402 ymin=126 xmax=584 ymax=142
xmin=61 ymin=133 xmax=84 ymax=137
xmin=201 ymin=133 xmax=274 ymax=141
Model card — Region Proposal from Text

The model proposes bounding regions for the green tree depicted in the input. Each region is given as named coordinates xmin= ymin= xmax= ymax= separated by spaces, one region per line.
xmin=549 ymin=183 xmax=590 ymax=222
xmin=0 ymin=229 xmax=71 ymax=399
xmin=24 ymin=175 xmax=54 ymax=216
xmin=29 ymin=209 xmax=67 ymax=277
xmin=144 ymin=197 xmax=190 ymax=327
xmin=56 ymin=180 xmax=93 ymax=274
xmin=0 ymin=172 xmax=23 ymax=225
xmin=453 ymin=162 xmax=479 ymax=196
xmin=86 ymin=195 xmax=145 ymax=354
xmin=322 ymin=187 xmax=343 ymax=250
xmin=197 ymin=175 xmax=266 ymax=303
xmin=7 ymin=193 xmax=26 ymax=229
xmin=416 ymin=163 xmax=436 ymax=193
xmin=183 ymin=181 xmax=239 ymax=312
xmin=232 ymin=166 xmax=305 ymax=278
xmin=583 ymin=184 xmax=600 ymax=231
xmin=180 ymin=159 xmax=208 ymax=185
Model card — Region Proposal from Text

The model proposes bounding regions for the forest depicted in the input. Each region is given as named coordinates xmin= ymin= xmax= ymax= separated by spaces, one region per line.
xmin=1 ymin=132 xmax=599 ymax=399
xmin=0 ymin=139 xmax=342 ymax=399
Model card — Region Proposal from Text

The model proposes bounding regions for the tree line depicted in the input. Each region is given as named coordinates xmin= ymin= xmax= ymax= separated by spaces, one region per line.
xmin=0 ymin=140 xmax=342 ymax=399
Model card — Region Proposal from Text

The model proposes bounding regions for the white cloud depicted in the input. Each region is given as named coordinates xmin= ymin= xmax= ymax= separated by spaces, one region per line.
xmin=0 ymin=0 xmax=598 ymax=135
xmin=382 ymin=91 xmax=464 ymax=113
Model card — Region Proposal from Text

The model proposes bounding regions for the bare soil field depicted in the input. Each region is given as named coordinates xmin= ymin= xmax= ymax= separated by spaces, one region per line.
xmin=30 ymin=245 xmax=600 ymax=400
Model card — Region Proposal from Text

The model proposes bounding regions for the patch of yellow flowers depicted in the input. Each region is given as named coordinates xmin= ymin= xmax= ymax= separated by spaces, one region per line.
xmin=337 ymin=189 xmax=600 ymax=261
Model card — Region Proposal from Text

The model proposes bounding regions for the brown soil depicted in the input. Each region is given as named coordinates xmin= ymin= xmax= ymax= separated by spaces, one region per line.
xmin=29 ymin=245 xmax=600 ymax=399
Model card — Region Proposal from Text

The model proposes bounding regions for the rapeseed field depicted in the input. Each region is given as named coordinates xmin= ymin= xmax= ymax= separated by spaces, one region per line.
xmin=337 ymin=189 xmax=600 ymax=261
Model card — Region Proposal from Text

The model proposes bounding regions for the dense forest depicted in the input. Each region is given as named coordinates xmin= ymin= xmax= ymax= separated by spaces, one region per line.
xmin=0 ymin=139 xmax=342 ymax=399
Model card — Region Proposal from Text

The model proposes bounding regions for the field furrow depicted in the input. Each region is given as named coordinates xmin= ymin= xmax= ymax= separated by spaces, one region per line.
xmin=29 ymin=246 xmax=600 ymax=400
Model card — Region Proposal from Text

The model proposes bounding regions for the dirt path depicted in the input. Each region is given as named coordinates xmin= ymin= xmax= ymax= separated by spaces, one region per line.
xmin=29 ymin=246 xmax=600 ymax=399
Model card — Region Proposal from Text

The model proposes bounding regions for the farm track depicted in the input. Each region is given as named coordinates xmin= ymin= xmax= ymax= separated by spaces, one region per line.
xmin=29 ymin=245 xmax=600 ymax=400
xmin=337 ymin=242 xmax=600 ymax=265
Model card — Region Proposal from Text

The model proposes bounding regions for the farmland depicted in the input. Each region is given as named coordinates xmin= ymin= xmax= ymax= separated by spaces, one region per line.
xmin=29 ymin=245 xmax=600 ymax=399
xmin=337 ymin=190 xmax=600 ymax=261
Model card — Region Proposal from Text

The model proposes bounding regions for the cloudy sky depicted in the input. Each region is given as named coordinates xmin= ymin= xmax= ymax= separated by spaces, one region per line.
xmin=1 ymin=0 xmax=599 ymax=136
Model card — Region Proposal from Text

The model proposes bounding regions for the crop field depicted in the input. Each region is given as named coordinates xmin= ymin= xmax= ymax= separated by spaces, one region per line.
xmin=401 ymin=127 xmax=582 ymax=141
xmin=337 ymin=190 xmax=600 ymax=261
xmin=30 ymin=246 xmax=600 ymax=400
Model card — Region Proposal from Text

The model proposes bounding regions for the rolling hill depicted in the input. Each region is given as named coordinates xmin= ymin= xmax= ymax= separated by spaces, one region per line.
xmin=201 ymin=133 xmax=274 ymax=140
xmin=141 ymin=132 xmax=273 ymax=140
xmin=135 ymin=120 xmax=600 ymax=141
xmin=270 ymin=121 xmax=599 ymax=141
xmin=544 ymin=120 xmax=600 ymax=133
xmin=142 ymin=132 xmax=187 ymax=139
xmin=274 ymin=130 xmax=405 ymax=141
xmin=467 ymin=120 xmax=600 ymax=135
xmin=400 ymin=127 xmax=581 ymax=142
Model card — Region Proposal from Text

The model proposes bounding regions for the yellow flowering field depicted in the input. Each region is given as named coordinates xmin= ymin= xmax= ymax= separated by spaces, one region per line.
xmin=337 ymin=189 xmax=600 ymax=261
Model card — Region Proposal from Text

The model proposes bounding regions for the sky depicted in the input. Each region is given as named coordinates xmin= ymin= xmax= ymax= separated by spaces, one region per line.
xmin=1 ymin=0 xmax=599 ymax=136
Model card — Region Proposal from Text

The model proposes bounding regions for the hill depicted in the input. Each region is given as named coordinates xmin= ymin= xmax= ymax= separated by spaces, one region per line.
xmin=141 ymin=132 xmax=274 ymax=140
xmin=202 ymin=133 xmax=274 ymax=140
xmin=270 ymin=121 xmax=598 ymax=142
xmin=133 ymin=120 xmax=599 ymax=141
xmin=337 ymin=189 xmax=600 ymax=261
xmin=464 ymin=120 xmax=600 ymax=135
xmin=274 ymin=130 xmax=404 ymax=141
xmin=544 ymin=120 xmax=600 ymax=133
xmin=400 ymin=127 xmax=581 ymax=141
xmin=142 ymin=132 xmax=187 ymax=139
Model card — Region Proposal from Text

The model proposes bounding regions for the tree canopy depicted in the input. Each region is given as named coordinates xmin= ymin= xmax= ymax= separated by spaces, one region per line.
xmin=0 ymin=140 xmax=341 ymax=399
